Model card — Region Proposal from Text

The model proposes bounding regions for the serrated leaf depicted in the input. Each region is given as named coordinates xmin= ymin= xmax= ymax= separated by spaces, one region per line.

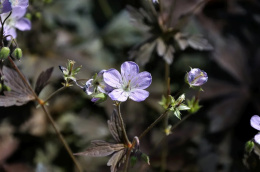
xmin=73 ymin=141 xmax=124 ymax=157
xmin=0 ymin=66 xmax=35 ymax=107
xmin=108 ymin=109 xmax=124 ymax=143
xmin=107 ymin=149 xmax=127 ymax=172
xmin=35 ymin=67 xmax=54 ymax=95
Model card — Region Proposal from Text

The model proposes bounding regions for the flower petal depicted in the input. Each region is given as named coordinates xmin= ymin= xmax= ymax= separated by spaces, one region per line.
xmin=108 ymin=89 xmax=128 ymax=102
xmin=104 ymin=69 xmax=122 ymax=88
xmin=121 ymin=61 xmax=139 ymax=85
xmin=11 ymin=7 xmax=26 ymax=19
xmin=15 ymin=18 xmax=31 ymax=31
xmin=129 ymin=89 xmax=149 ymax=102
xmin=4 ymin=27 xmax=17 ymax=40
xmin=130 ymin=71 xmax=152 ymax=89
xmin=254 ymin=133 xmax=260 ymax=145
xmin=250 ymin=115 xmax=260 ymax=131
xmin=0 ymin=0 xmax=12 ymax=14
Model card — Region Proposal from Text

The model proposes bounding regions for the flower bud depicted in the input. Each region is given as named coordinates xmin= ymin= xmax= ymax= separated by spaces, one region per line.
xmin=12 ymin=48 xmax=23 ymax=60
xmin=0 ymin=47 xmax=10 ymax=60
xmin=186 ymin=68 xmax=208 ymax=87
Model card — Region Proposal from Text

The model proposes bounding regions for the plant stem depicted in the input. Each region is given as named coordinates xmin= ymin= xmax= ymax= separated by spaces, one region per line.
xmin=43 ymin=86 xmax=67 ymax=104
xmin=116 ymin=102 xmax=130 ymax=145
xmin=139 ymin=109 xmax=169 ymax=140
xmin=8 ymin=57 xmax=82 ymax=172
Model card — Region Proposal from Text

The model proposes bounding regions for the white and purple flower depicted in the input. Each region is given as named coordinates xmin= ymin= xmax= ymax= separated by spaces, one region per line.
xmin=187 ymin=68 xmax=208 ymax=87
xmin=103 ymin=61 xmax=152 ymax=102
xmin=1 ymin=6 xmax=31 ymax=40
xmin=250 ymin=115 xmax=260 ymax=144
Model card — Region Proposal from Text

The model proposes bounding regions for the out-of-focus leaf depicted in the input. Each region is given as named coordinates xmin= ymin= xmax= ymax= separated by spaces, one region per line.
xmin=73 ymin=141 xmax=124 ymax=157
xmin=108 ymin=109 xmax=123 ymax=143
xmin=130 ymin=38 xmax=157 ymax=66
xmin=163 ymin=45 xmax=175 ymax=64
xmin=0 ymin=66 xmax=35 ymax=107
xmin=156 ymin=38 xmax=166 ymax=56
xmin=107 ymin=149 xmax=127 ymax=172
xmin=208 ymin=95 xmax=248 ymax=132
xmin=187 ymin=35 xmax=213 ymax=50
xmin=35 ymin=67 xmax=54 ymax=95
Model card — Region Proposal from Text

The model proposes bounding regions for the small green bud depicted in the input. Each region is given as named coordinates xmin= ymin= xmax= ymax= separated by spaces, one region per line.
xmin=12 ymin=48 xmax=23 ymax=60
xmin=130 ymin=156 xmax=137 ymax=167
xmin=141 ymin=153 xmax=150 ymax=165
xmin=245 ymin=141 xmax=254 ymax=154
xmin=0 ymin=47 xmax=10 ymax=60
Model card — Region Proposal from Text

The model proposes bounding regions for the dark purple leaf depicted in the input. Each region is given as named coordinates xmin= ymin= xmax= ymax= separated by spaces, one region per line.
xmin=108 ymin=109 xmax=124 ymax=143
xmin=107 ymin=149 xmax=127 ymax=172
xmin=0 ymin=66 xmax=35 ymax=107
xmin=35 ymin=67 xmax=54 ymax=95
xmin=73 ymin=141 xmax=125 ymax=157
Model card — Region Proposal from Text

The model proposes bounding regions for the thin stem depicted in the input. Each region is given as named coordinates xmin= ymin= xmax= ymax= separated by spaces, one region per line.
xmin=8 ymin=57 xmax=82 ymax=172
xmin=116 ymin=102 xmax=130 ymax=145
xmin=43 ymin=86 xmax=67 ymax=104
xmin=139 ymin=109 xmax=169 ymax=140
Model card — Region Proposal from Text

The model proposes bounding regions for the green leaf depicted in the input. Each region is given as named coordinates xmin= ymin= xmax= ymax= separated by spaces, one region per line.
xmin=175 ymin=94 xmax=185 ymax=105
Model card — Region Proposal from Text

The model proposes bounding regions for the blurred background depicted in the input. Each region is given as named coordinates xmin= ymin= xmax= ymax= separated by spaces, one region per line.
xmin=0 ymin=0 xmax=260 ymax=171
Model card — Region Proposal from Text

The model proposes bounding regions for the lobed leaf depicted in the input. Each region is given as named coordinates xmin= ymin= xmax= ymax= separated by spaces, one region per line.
xmin=74 ymin=141 xmax=125 ymax=157
xmin=0 ymin=66 xmax=35 ymax=107
xmin=107 ymin=149 xmax=127 ymax=172
xmin=108 ymin=109 xmax=124 ymax=143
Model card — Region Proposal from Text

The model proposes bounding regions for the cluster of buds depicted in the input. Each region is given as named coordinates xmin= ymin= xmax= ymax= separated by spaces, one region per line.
xmin=59 ymin=60 xmax=82 ymax=87
xmin=0 ymin=47 xmax=22 ymax=61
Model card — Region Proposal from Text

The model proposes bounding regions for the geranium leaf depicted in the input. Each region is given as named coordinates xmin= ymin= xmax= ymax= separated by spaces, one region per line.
xmin=108 ymin=109 xmax=124 ymax=143
xmin=73 ymin=141 xmax=125 ymax=157
xmin=0 ymin=66 xmax=35 ymax=107
xmin=35 ymin=67 xmax=54 ymax=95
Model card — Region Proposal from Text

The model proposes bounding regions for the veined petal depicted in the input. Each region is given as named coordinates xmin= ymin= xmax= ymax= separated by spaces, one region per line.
xmin=129 ymin=89 xmax=149 ymax=102
xmin=15 ymin=18 xmax=31 ymax=31
xmin=104 ymin=69 xmax=122 ymax=88
xmin=250 ymin=115 xmax=260 ymax=131
xmin=5 ymin=27 xmax=17 ymax=40
xmin=121 ymin=61 xmax=139 ymax=85
xmin=108 ymin=89 xmax=128 ymax=102
xmin=10 ymin=0 xmax=29 ymax=8
xmin=254 ymin=133 xmax=260 ymax=145
xmin=130 ymin=71 xmax=152 ymax=89
xmin=11 ymin=7 xmax=26 ymax=19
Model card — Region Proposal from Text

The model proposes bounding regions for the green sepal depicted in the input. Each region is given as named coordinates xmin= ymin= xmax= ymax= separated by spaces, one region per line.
xmin=92 ymin=93 xmax=108 ymax=103
xmin=173 ymin=109 xmax=181 ymax=120
xmin=245 ymin=141 xmax=254 ymax=154
xmin=175 ymin=94 xmax=185 ymax=106
xmin=177 ymin=104 xmax=190 ymax=111
xmin=187 ymin=96 xmax=202 ymax=114
xmin=141 ymin=153 xmax=150 ymax=165
xmin=159 ymin=95 xmax=171 ymax=109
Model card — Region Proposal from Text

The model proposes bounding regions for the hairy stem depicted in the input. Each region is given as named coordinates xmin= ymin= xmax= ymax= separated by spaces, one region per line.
xmin=8 ymin=57 xmax=82 ymax=172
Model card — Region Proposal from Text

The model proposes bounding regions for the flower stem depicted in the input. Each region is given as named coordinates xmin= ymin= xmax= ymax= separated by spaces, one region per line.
xmin=42 ymin=86 xmax=67 ymax=104
xmin=8 ymin=57 xmax=82 ymax=172
xmin=116 ymin=102 xmax=130 ymax=145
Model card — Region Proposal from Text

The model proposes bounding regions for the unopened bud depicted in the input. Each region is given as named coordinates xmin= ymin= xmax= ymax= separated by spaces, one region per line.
xmin=0 ymin=47 xmax=10 ymax=60
xmin=13 ymin=48 xmax=23 ymax=60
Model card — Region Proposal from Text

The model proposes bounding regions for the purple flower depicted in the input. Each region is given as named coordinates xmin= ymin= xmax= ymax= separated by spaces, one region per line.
xmin=0 ymin=0 xmax=12 ymax=14
xmin=187 ymin=68 xmax=208 ymax=87
xmin=1 ymin=7 xmax=31 ymax=40
xmin=250 ymin=115 xmax=260 ymax=144
xmin=10 ymin=0 xmax=29 ymax=8
xmin=103 ymin=61 xmax=152 ymax=102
